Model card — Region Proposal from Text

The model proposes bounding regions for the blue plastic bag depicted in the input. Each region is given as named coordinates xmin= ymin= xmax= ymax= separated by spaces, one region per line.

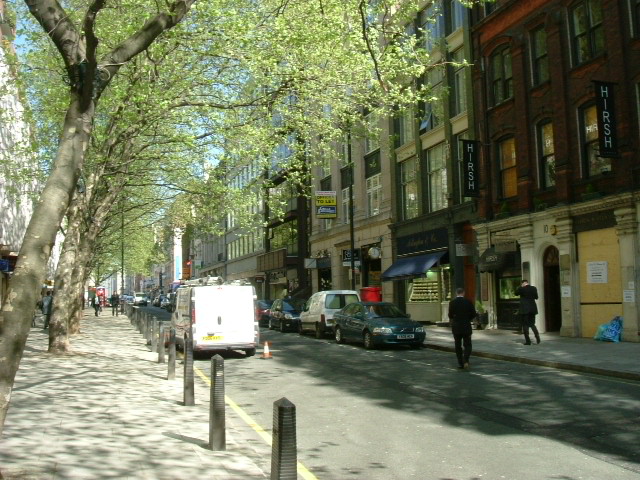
xmin=594 ymin=316 xmax=623 ymax=342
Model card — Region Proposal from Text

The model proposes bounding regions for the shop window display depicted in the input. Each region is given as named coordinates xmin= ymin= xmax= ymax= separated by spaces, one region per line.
xmin=499 ymin=276 xmax=522 ymax=300
xmin=407 ymin=266 xmax=453 ymax=303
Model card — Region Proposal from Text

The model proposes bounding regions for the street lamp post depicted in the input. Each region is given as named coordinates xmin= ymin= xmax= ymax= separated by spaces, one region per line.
xmin=347 ymin=132 xmax=356 ymax=291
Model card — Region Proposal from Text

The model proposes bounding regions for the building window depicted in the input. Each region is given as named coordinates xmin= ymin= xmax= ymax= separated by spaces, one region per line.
xmin=531 ymin=27 xmax=549 ymax=85
xmin=491 ymin=46 xmax=513 ymax=105
xmin=364 ymin=112 xmax=380 ymax=154
xmin=419 ymin=1 xmax=444 ymax=52
xmin=449 ymin=0 xmax=466 ymax=33
xmin=581 ymin=104 xmax=611 ymax=176
xmin=538 ymin=122 xmax=556 ymax=188
xmin=341 ymin=187 xmax=351 ymax=224
xmin=452 ymin=49 xmax=467 ymax=116
xmin=396 ymin=108 xmax=415 ymax=147
xmin=570 ymin=0 xmax=604 ymax=64
xmin=366 ymin=173 xmax=382 ymax=217
xmin=426 ymin=143 xmax=447 ymax=211
xmin=340 ymin=133 xmax=350 ymax=168
xmin=499 ymin=137 xmax=517 ymax=198
xmin=420 ymin=66 xmax=445 ymax=131
xmin=400 ymin=158 xmax=419 ymax=220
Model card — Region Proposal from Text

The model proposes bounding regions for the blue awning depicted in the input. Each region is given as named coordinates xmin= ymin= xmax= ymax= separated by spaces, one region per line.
xmin=381 ymin=251 xmax=446 ymax=281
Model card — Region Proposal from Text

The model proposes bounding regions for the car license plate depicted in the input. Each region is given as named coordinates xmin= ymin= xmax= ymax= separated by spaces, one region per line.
xmin=397 ymin=334 xmax=414 ymax=339
xmin=203 ymin=335 xmax=223 ymax=341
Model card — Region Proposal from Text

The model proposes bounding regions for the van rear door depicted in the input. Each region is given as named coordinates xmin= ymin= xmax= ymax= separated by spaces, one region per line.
xmin=192 ymin=285 xmax=255 ymax=349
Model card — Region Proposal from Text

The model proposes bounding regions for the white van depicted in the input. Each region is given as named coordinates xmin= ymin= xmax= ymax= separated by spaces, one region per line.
xmin=299 ymin=290 xmax=360 ymax=338
xmin=172 ymin=281 xmax=258 ymax=357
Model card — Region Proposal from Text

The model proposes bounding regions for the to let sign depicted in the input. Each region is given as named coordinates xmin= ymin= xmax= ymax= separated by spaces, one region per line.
xmin=593 ymin=81 xmax=618 ymax=158
xmin=315 ymin=191 xmax=337 ymax=218
xmin=461 ymin=140 xmax=479 ymax=197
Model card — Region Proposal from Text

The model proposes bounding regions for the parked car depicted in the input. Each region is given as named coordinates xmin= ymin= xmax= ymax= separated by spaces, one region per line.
xmin=255 ymin=299 xmax=274 ymax=327
xmin=153 ymin=294 xmax=166 ymax=307
xmin=133 ymin=292 xmax=148 ymax=306
xmin=299 ymin=290 xmax=360 ymax=338
xmin=268 ymin=298 xmax=306 ymax=332
xmin=160 ymin=295 xmax=171 ymax=310
xmin=333 ymin=301 xmax=425 ymax=349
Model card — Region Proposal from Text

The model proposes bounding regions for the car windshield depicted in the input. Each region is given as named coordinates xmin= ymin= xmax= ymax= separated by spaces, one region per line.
xmin=283 ymin=299 xmax=306 ymax=311
xmin=325 ymin=294 xmax=359 ymax=309
xmin=366 ymin=303 xmax=406 ymax=318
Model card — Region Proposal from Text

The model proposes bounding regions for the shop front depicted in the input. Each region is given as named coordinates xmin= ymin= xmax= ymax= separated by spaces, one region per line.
xmin=478 ymin=244 xmax=521 ymax=330
xmin=383 ymin=228 xmax=451 ymax=324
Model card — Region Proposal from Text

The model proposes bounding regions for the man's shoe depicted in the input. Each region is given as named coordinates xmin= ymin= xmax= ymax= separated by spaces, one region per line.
xmin=536 ymin=337 xmax=541 ymax=344
xmin=524 ymin=341 xmax=531 ymax=345
xmin=457 ymin=365 xmax=465 ymax=369
xmin=464 ymin=362 xmax=470 ymax=369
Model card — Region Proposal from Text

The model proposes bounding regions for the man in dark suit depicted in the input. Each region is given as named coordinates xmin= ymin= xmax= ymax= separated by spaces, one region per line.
xmin=516 ymin=279 xmax=540 ymax=345
xmin=448 ymin=287 xmax=477 ymax=369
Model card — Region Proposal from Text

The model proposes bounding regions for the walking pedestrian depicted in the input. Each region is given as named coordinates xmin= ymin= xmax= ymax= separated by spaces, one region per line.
xmin=110 ymin=292 xmax=120 ymax=316
xmin=42 ymin=291 xmax=53 ymax=329
xmin=91 ymin=296 xmax=101 ymax=317
xmin=516 ymin=279 xmax=540 ymax=345
xmin=448 ymin=287 xmax=477 ymax=370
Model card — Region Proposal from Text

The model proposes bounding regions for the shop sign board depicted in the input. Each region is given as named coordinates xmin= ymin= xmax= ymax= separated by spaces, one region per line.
xmin=461 ymin=140 xmax=479 ymax=197
xmin=397 ymin=228 xmax=448 ymax=256
xmin=342 ymin=249 xmax=361 ymax=267
xmin=593 ymin=81 xmax=618 ymax=158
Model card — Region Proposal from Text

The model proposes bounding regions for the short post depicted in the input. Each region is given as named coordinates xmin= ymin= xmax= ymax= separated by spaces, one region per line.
xmin=167 ymin=327 xmax=176 ymax=380
xmin=209 ymin=354 xmax=226 ymax=450
xmin=157 ymin=324 xmax=165 ymax=363
xmin=151 ymin=317 xmax=158 ymax=352
xmin=144 ymin=312 xmax=150 ymax=341
xmin=270 ymin=397 xmax=297 ymax=480
xmin=183 ymin=330 xmax=195 ymax=406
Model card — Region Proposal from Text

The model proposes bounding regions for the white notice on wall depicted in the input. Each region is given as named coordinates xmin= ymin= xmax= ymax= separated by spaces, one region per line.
xmin=561 ymin=286 xmax=571 ymax=298
xmin=623 ymin=290 xmax=635 ymax=303
xmin=587 ymin=261 xmax=608 ymax=284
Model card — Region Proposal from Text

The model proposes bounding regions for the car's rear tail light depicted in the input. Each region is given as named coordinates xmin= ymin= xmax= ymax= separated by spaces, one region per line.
xmin=191 ymin=307 xmax=196 ymax=325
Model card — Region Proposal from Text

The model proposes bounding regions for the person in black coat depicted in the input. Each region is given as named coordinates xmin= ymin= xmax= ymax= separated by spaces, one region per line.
xmin=516 ymin=279 xmax=540 ymax=345
xmin=448 ymin=287 xmax=477 ymax=369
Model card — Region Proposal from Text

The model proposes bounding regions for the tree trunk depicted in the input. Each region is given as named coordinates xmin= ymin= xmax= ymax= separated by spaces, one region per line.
xmin=48 ymin=201 xmax=83 ymax=353
xmin=0 ymin=100 xmax=94 ymax=436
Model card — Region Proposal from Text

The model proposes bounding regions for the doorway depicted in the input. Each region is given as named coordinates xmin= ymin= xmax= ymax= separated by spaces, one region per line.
xmin=543 ymin=246 xmax=562 ymax=332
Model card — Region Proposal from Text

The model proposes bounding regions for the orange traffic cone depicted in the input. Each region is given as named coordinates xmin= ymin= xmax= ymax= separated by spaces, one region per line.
xmin=261 ymin=341 xmax=273 ymax=359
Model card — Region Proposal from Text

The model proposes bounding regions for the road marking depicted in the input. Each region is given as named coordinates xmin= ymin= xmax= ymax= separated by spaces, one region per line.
xmin=194 ymin=365 xmax=319 ymax=480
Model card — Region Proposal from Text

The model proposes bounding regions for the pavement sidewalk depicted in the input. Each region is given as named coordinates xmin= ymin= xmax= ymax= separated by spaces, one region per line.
xmin=0 ymin=310 xmax=269 ymax=480
xmin=424 ymin=324 xmax=640 ymax=381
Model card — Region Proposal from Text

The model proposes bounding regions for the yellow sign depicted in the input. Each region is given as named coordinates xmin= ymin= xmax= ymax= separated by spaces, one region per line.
xmin=315 ymin=191 xmax=337 ymax=206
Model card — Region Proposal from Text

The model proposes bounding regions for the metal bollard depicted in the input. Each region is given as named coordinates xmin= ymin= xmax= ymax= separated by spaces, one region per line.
xmin=167 ymin=327 xmax=176 ymax=380
xmin=209 ymin=354 xmax=226 ymax=450
xmin=144 ymin=312 xmax=150 ymax=341
xmin=145 ymin=313 xmax=152 ymax=344
xmin=151 ymin=317 xmax=158 ymax=352
xmin=158 ymin=324 xmax=165 ymax=363
xmin=270 ymin=397 xmax=297 ymax=480
xmin=183 ymin=331 xmax=195 ymax=406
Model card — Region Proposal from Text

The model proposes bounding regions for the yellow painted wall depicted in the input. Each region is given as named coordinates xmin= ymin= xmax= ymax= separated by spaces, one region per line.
xmin=578 ymin=228 xmax=623 ymax=338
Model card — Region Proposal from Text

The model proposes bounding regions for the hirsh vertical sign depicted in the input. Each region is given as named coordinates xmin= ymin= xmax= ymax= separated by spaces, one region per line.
xmin=593 ymin=81 xmax=618 ymax=158
xmin=461 ymin=140 xmax=479 ymax=197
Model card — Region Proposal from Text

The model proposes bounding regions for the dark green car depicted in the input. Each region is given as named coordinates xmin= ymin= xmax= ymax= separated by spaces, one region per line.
xmin=333 ymin=301 xmax=425 ymax=349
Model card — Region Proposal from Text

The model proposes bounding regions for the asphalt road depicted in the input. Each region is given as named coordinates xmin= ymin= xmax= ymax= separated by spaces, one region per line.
xmin=140 ymin=311 xmax=640 ymax=480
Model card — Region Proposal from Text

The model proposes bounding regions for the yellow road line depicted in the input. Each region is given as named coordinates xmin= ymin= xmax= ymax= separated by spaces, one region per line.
xmin=194 ymin=365 xmax=318 ymax=480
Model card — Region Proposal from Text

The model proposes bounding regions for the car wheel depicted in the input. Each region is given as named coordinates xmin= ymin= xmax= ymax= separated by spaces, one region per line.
xmin=335 ymin=327 xmax=345 ymax=344
xmin=244 ymin=348 xmax=256 ymax=357
xmin=363 ymin=331 xmax=375 ymax=350
xmin=315 ymin=323 xmax=324 ymax=339
xmin=280 ymin=320 xmax=286 ymax=333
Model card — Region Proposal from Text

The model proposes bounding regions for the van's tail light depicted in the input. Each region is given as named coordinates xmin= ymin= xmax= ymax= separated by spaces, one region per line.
xmin=321 ymin=313 xmax=325 ymax=324
xmin=191 ymin=307 xmax=196 ymax=325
